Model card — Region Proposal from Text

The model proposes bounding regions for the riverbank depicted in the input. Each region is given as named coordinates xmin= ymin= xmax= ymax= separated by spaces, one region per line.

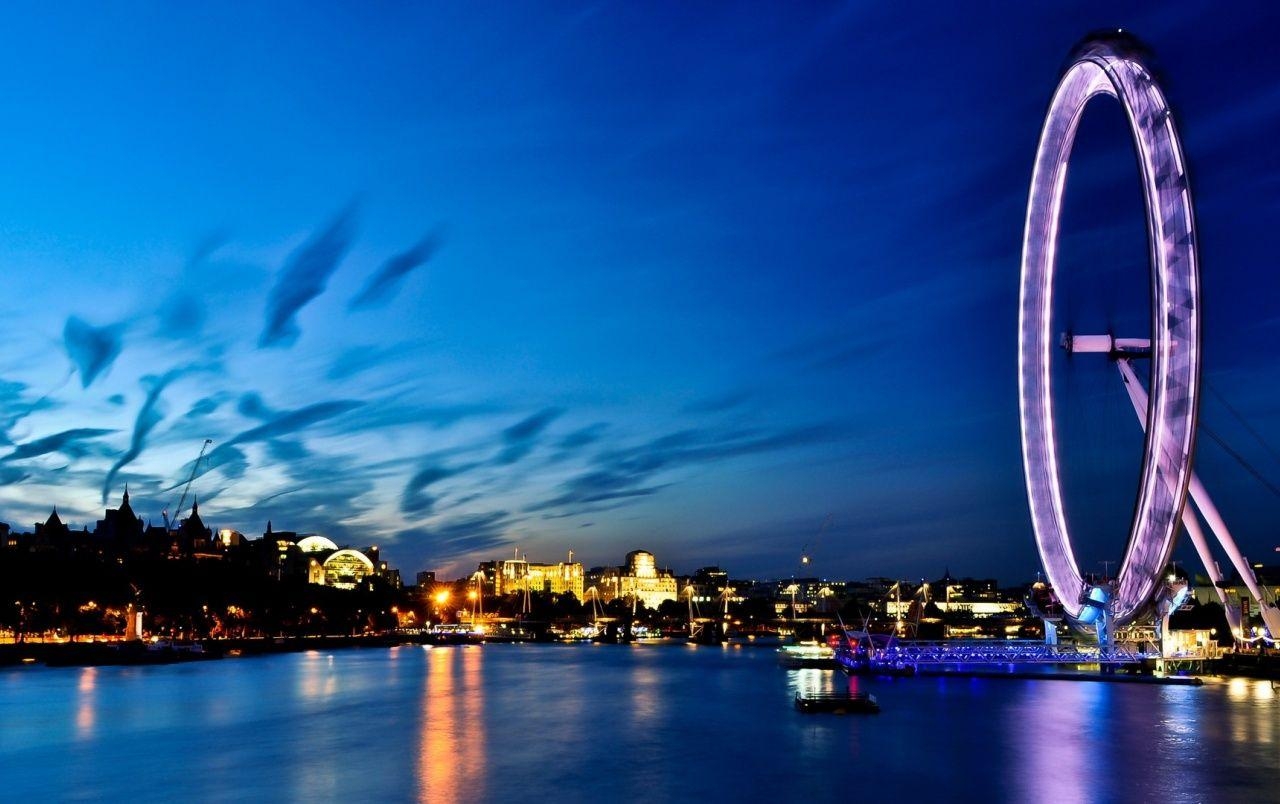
xmin=5 ymin=637 xmax=1279 ymax=682
xmin=0 ymin=633 xmax=458 ymax=667
xmin=1212 ymin=651 xmax=1280 ymax=679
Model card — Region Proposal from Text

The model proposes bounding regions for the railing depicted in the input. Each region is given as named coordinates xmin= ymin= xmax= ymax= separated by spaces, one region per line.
xmin=867 ymin=639 xmax=1152 ymax=668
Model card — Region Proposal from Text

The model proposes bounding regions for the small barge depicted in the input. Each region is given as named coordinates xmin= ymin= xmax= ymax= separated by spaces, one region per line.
xmin=794 ymin=692 xmax=880 ymax=714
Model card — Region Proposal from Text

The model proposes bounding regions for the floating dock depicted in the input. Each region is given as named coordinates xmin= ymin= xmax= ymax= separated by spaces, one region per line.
xmin=794 ymin=692 xmax=880 ymax=714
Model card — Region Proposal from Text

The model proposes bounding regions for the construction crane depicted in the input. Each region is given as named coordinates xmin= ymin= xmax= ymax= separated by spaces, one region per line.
xmin=164 ymin=439 xmax=212 ymax=532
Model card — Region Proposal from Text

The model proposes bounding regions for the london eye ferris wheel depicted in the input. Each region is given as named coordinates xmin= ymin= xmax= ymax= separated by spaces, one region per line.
xmin=1018 ymin=32 xmax=1201 ymax=636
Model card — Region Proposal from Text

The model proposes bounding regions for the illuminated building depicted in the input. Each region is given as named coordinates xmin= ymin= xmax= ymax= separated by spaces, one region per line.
xmin=884 ymin=575 xmax=1021 ymax=618
xmin=246 ymin=526 xmax=396 ymax=590
xmin=256 ymin=521 xmax=298 ymax=578
xmin=307 ymin=556 xmax=325 ymax=585
xmin=217 ymin=529 xmax=245 ymax=549
xmin=682 ymin=566 xmax=740 ymax=607
xmin=489 ymin=553 xmax=584 ymax=600
xmin=297 ymin=535 xmax=339 ymax=553
xmin=594 ymin=550 xmax=678 ymax=609
xmin=323 ymin=549 xmax=377 ymax=589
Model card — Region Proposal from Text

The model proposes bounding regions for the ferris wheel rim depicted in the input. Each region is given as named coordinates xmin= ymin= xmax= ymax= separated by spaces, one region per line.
xmin=1017 ymin=36 xmax=1201 ymax=628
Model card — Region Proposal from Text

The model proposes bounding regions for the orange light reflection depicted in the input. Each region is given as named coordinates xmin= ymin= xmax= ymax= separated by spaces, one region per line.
xmin=75 ymin=667 xmax=97 ymax=739
xmin=418 ymin=648 xmax=486 ymax=803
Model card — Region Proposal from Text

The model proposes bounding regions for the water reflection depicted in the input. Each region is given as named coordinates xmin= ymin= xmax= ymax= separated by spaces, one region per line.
xmin=629 ymin=662 xmax=660 ymax=726
xmin=418 ymin=648 xmax=486 ymax=803
xmin=298 ymin=651 xmax=338 ymax=702
xmin=1009 ymin=682 xmax=1102 ymax=804
xmin=1224 ymin=678 xmax=1276 ymax=747
xmin=783 ymin=666 xmax=855 ymax=698
xmin=75 ymin=667 xmax=96 ymax=740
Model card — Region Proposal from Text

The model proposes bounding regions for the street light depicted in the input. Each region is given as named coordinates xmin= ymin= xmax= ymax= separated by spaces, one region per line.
xmin=433 ymin=590 xmax=450 ymax=625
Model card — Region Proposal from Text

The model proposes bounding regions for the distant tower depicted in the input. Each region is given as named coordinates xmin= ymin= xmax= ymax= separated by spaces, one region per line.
xmin=178 ymin=497 xmax=211 ymax=553
xmin=98 ymin=487 xmax=145 ymax=549
xmin=34 ymin=507 xmax=70 ymax=549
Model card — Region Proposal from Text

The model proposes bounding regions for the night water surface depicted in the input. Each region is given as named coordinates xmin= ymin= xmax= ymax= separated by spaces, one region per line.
xmin=1 ymin=644 xmax=1276 ymax=802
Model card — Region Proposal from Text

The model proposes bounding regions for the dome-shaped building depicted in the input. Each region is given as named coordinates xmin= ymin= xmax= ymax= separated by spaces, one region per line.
xmin=322 ymin=549 xmax=377 ymax=589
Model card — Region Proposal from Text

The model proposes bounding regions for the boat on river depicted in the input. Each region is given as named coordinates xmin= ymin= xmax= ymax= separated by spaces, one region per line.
xmin=794 ymin=691 xmax=880 ymax=714
xmin=777 ymin=641 xmax=836 ymax=669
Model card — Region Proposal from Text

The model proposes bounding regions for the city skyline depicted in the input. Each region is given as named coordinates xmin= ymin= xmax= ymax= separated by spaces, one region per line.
xmin=0 ymin=3 xmax=1277 ymax=583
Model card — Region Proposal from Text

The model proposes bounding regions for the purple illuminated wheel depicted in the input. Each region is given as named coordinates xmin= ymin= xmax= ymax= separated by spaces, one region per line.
xmin=1018 ymin=35 xmax=1201 ymax=628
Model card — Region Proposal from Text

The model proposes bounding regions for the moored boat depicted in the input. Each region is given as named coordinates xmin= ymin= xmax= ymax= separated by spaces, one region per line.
xmin=794 ymin=691 xmax=880 ymax=714
xmin=777 ymin=641 xmax=836 ymax=669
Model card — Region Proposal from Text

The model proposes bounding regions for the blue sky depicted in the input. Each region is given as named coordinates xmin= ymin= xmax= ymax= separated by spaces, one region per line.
xmin=0 ymin=2 xmax=1277 ymax=583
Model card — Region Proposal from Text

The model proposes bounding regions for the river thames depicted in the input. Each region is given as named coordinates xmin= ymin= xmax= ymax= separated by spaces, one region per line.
xmin=1 ymin=644 xmax=1276 ymax=802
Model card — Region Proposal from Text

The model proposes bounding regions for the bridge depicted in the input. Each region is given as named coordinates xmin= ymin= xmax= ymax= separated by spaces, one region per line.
xmin=865 ymin=639 xmax=1151 ymax=670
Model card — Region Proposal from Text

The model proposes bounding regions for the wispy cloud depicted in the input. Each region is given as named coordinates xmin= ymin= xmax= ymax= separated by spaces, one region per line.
xmin=101 ymin=369 xmax=186 ymax=503
xmin=0 ymin=379 xmax=59 ymax=446
xmin=259 ymin=206 xmax=357 ymax=348
xmin=184 ymin=394 xmax=229 ymax=419
xmin=349 ymin=229 xmax=443 ymax=310
xmin=4 ymin=428 xmax=116 ymax=462
xmin=682 ymin=390 xmax=753 ymax=414
xmin=158 ymin=294 xmax=206 ymax=341
xmin=325 ymin=343 xmax=418 ymax=382
xmin=401 ymin=463 xmax=471 ymax=516
xmin=495 ymin=407 xmax=564 ymax=465
xmin=532 ymin=423 xmax=842 ymax=516
xmin=208 ymin=453 xmax=379 ymax=543
xmin=396 ymin=510 xmax=513 ymax=559
xmin=557 ymin=423 xmax=607 ymax=451
xmin=64 ymin=316 xmax=124 ymax=388
xmin=343 ymin=401 xmax=501 ymax=433
xmin=231 ymin=400 xmax=363 ymax=446
xmin=172 ymin=399 xmax=365 ymax=489
xmin=236 ymin=392 xmax=274 ymax=420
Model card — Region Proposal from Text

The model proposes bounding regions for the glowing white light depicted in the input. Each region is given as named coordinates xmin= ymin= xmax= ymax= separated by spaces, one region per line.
xmin=1018 ymin=36 xmax=1200 ymax=628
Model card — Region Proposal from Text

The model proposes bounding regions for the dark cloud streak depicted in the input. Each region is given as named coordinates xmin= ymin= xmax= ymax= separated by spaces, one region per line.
xmin=4 ymin=428 xmax=116 ymax=462
xmin=395 ymin=511 xmax=512 ymax=559
xmin=349 ymin=229 xmax=443 ymax=310
xmin=101 ymin=370 xmax=185 ymax=503
xmin=64 ymin=316 xmax=124 ymax=388
xmin=259 ymin=206 xmax=357 ymax=348
xmin=401 ymin=464 xmax=467 ymax=515
xmin=530 ymin=424 xmax=843 ymax=515
xmin=496 ymin=407 xmax=563 ymax=465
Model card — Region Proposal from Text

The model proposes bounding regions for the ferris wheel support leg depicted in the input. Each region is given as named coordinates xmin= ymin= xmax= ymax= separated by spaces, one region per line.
xmin=1096 ymin=606 xmax=1113 ymax=658
xmin=1185 ymin=478 xmax=1280 ymax=638
xmin=1042 ymin=619 xmax=1058 ymax=645
xmin=1180 ymin=505 xmax=1242 ymax=636
xmin=1116 ymin=359 xmax=1280 ymax=638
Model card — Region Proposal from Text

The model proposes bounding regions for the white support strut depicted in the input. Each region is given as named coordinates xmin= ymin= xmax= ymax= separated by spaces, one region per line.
xmin=1116 ymin=357 xmax=1279 ymax=637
